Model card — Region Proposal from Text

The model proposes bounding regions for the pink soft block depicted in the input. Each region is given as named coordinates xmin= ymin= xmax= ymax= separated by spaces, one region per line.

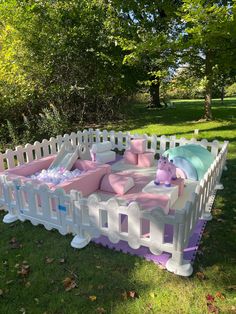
xmin=138 ymin=152 xmax=154 ymax=167
xmin=124 ymin=150 xmax=138 ymax=165
xmin=5 ymin=157 xmax=111 ymax=197
xmin=6 ymin=155 xmax=56 ymax=177
xmin=130 ymin=139 xmax=147 ymax=154
xmin=171 ymin=178 xmax=185 ymax=196
xmin=55 ymin=164 xmax=111 ymax=196
xmin=100 ymin=173 xmax=135 ymax=195
xmin=73 ymin=159 xmax=97 ymax=171
xmin=127 ymin=193 xmax=170 ymax=214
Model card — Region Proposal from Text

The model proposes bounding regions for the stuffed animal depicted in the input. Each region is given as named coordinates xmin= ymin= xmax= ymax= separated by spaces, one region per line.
xmin=155 ymin=155 xmax=177 ymax=187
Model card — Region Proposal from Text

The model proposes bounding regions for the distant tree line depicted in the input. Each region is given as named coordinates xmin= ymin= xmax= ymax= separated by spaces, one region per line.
xmin=0 ymin=0 xmax=235 ymax=145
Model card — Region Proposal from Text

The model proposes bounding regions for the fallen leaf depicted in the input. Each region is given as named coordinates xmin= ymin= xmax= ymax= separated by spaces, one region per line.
xmin=9 ymin=237 xmax=22 ymax=249
xmin=215 ymin=291 xmax=225 ymax=300
xmin=217 ymin=218 xmax=225 ymax=223
xmin=227 ymin=285 xmax=236 ymax=291
xmin=0 ymin=289 xmax=3 ymax=296
xmin=17 ymin=264 xmax=30 ymax=277
xmin=207 ymin=304 xmax=219 ymax=313
xmin=63 ymin=277 xmax=77 ymax=292
xmin=25 ymin=281 xmax=31 ymax=288
xmin=96 ymin=307 xmax=106 ymax=313
xmin=59 ymin=258 xmax=65 ymax=264
xmin=45 ymin=257 xmax=54 ymax=264
xmin=127 ymin=290 xmax=139 ymax=299
xmin=196 ymin=271 xmax=206 ymax=280
xmin=34 ymin=298 xmax=39 ymax=304
xmin=19 ymin=308 xmax=26 ymax=314
xmin=145 ymin=303 xmax=153 ymax=313
xmin=89 ymin=295 xmax=97 ymax=302
xmin=213 ymin=208 xmax=222 ymax=215
xmin=96 ymin=265 xmax=102 ymax=269
xmin=6 ymin=280 xmax=14 ymax=285
xmin=206 ymin=294 xmax=215 ymax=303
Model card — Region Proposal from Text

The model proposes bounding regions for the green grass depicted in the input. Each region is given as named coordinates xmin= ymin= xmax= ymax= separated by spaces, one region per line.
xmin=0 ymin=98 xmax=236 ymax=314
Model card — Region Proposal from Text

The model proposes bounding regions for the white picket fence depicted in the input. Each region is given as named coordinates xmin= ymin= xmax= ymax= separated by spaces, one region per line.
xmin=0 ymin=129 xmax=228 ymax=276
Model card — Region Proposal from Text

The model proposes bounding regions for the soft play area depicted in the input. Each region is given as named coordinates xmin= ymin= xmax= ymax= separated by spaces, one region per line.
xmin=0 ymin=129 xmax=228 ymax=276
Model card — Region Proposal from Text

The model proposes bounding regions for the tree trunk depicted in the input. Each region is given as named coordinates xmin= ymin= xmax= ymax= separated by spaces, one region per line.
xmin=204 ymin=51 xmax=213 ymax=120
xmin=220 ymin=80 xmax=224 ymax=104
xmin=149 ymin=77 xmax=162 ymax=108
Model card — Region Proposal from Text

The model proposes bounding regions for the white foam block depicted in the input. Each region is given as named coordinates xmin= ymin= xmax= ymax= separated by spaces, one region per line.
xmin=96 ymin=151 xmax=116 ymax=164
xmin=142 ymin=180 xmax=179 ymax=207
xmin=91 ymin=141 xmax=112 ymax=153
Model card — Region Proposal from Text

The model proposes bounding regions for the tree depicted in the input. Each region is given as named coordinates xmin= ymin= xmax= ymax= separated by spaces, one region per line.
xmin=179 ymin=0 xmax=234 ymax=120
xmin=0 ymin=0 xmax=138 ymax=127
xmin=106 ymin=0 xmax=182 ymax=108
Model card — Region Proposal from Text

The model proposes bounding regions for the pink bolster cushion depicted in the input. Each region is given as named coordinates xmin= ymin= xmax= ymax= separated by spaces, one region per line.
xmin=100 ymin=173 xmax=135 ymax=195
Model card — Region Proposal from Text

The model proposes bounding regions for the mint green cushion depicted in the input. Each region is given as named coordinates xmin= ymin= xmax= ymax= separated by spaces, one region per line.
xmin=163 ymin=144 xmax=214 ymax=180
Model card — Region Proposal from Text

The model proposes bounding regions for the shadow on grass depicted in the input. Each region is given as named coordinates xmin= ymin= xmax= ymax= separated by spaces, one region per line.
xmin=116 ymin=98 xmax=236 ymax=132
xmin=194 ymin=157 xmax=236 ymax=286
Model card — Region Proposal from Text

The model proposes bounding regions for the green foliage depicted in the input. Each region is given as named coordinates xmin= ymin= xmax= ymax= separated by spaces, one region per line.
xmin=225 ymin=83 xmax=236 ymax=97
xmin=37 ymin=104 xmax=70 ymax=138
xmin=0 ymin=0 xmax=138 ymax=131
xmin=164 ymin=68 xmax=206 ymax=99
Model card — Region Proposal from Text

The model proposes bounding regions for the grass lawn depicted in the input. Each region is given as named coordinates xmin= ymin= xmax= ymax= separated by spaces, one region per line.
xmin=0 ymin=98 xmax=236 ymax=314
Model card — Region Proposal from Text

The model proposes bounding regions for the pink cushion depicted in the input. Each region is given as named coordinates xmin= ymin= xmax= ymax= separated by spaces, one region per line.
xmin=138 ymin=152 xmax=154 ymax=167
xmin=130 ymin=139 xmax=147 ymax=154
xmin=73 ymin=159 xmax=97 ymax=171
xmin=100 ymin=173 xmax=135 ymax=195
xmin=124 ymin=150 xmax=138 ymax=165
xmin=6 ymin=155 xmax=56 ymax=177
xmin=56 ymin=164 xmax=111 ymax=196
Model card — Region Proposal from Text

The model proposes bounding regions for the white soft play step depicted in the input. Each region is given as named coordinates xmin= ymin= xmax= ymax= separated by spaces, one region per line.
xmin=49 ymin=142 xmax=80 ymax=171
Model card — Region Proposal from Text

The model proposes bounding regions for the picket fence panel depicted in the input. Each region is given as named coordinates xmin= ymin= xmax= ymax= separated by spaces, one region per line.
xmin=0 ymin=130 xmax=228 ymax=276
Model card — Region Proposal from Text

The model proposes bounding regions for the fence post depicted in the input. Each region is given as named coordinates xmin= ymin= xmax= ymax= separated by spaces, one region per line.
xmin=2 ymin=176 xmax=19 ymax=223
xmin=127 ymin=202 xmax=141 ymax=249
xmin=70 ymin=190 xmax=92 ymax=249
xmin=166 ymin=206 xmax=193 ymax=277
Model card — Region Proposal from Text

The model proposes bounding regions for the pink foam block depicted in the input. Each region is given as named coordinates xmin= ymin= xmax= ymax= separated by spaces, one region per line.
xmin=73 ymin=159 xmax=98 ymax=171
xmin=138 ymin=152 xmax=154 ymax=167
xmin=56 ymin=164 xmax=111 ymax=196
xmin=123 ymin=193 xmax=170 ymax=214
xmin=130 ymin=139 xmax=147 ymax=154
xmin=100 ymin=173 xmax=134 ymax=195
xmin=171 ymin=178 xmax=185 ymax=196
xmin=6 ymin=155 xmax=56 ymax=177
xmin=124 ymin=150 xmax=138 ymax=165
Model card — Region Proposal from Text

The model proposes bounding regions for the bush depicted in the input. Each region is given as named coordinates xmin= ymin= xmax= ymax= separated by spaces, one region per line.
xmin=225 ymin=83 xmax=236 ymax=97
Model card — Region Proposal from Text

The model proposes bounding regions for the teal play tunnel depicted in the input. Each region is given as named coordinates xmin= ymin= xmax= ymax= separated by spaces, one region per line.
xmin=164 ymin=144 xmax=214 ymax=181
